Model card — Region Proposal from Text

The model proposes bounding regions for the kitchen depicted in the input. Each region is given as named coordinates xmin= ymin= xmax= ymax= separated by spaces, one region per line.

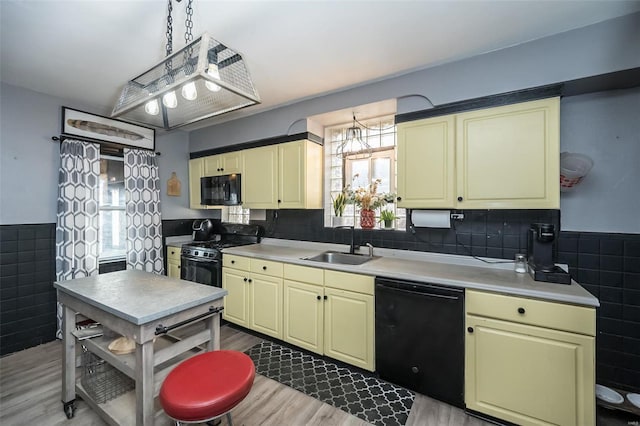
xmin=1 ymin=2 xmax=640 ymax=425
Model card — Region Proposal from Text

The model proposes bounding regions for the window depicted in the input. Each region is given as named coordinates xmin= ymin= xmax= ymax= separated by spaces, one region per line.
xmin=223 ymin=205 xmax=250 ymax=224
xmin=325 ymin=116 xmax=406 ymax=229
xmin=98 ymin=155 xmax=126 ymax=260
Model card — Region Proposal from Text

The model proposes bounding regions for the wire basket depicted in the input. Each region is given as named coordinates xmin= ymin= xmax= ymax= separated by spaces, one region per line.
xmin=81 ymin=346 xmax=135 ymax=404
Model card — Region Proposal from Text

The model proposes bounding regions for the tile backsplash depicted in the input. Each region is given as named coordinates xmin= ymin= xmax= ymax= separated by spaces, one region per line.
xmin=1 ymin=216 xmax=638 ymax=391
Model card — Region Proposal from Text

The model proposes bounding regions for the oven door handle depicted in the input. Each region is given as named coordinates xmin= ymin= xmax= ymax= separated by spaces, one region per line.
xmin=181 ymin=256 xmax=220 ymax=264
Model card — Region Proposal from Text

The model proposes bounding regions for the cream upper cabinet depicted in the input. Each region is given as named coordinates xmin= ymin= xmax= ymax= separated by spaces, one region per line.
xmin=396 ymin=97 xmax=560 ymax=209
xmin=456 ymin=98 xmax=560 ymax=209
xmin=465 ymin=290 xmax=595 ymax=426
xmin=188 ymin=158 xmax=209 ymax=209
xmin=243 ymin=140 xmax=322 ymax=209
xmin=397 ymin=115 xmax=455 ymax=209
xmin=278 ymin=140 xmax=323 ymax=209
xmin=203 ymin=151 xmax=243 ymax=176
xmin=242 ymin=145 xmax=279 ymax=209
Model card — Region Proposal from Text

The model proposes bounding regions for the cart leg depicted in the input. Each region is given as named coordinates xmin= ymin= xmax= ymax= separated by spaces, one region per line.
xmin=206 ymin=309 xmax=221 ymax=352
xmin=62 ymin=399 xmax=76 ymax=419
xmin=61 ymin=305 xmax=76 ymax=405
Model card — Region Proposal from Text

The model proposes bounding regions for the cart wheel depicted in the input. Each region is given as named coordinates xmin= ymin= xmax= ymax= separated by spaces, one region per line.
xmin=63 ymin=400 xmax=76 ymax=419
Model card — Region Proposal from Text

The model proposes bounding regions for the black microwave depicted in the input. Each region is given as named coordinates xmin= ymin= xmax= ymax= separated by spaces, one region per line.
xmin=200 ymin=174 xmax=242 ymax=206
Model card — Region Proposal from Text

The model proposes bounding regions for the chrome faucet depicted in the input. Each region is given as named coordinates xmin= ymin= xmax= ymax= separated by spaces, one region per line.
xmin=364 ymin=242 xmax=374 ymax=257
xmin=336 ymin=226 xmax=356 ymax=254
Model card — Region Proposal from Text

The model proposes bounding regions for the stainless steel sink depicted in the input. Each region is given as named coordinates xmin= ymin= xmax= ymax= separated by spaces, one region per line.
xmin=302 ymin=251 xmax=377 ymax=266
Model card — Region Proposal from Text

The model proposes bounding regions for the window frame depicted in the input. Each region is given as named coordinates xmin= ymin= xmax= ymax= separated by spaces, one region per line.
xmin=98 ymin=154 xmax=127 ymax=262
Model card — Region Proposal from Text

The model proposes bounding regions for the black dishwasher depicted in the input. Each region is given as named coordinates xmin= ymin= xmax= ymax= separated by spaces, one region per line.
xmin=375 ymin=277 xmax=464 ymax=408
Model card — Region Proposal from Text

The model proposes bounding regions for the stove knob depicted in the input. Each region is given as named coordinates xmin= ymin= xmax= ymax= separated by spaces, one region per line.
xmin=195 ymin=251 xmax=199 ymax=256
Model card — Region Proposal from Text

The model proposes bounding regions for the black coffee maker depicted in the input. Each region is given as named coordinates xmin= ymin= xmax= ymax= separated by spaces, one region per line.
xmin=527 ymin=223 xmax=571 ymax=284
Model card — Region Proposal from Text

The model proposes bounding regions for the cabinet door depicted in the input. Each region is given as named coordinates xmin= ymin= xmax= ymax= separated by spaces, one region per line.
xmin=465 ymin=315 xmax=595 ymax=426
xmin=188 ymin=158 xmax=206 ymax=209
xmin=397 ymin=115 xmax=455 ymax=209
xmin=220 ymin=151 xmax=242 ymax=175
xmin=222 ymin=268 xmax=249 ymax=327
xmin=203 ymin=155 xmax=221 ymax=176
xmin=167 ymin=261 xmax=181 ymax=279
xmin=249 ymin=273 xmax=282 ymax=339
xmin=278 ymin=140 xmax=322 ymax=209
xmin=283 ymin=280 xmax=323 ymax=354
xmin=456 ymin=97 xmax=560 ymax=209
xmin=324 ymin=287 xmax=374 ymax=371
xmin=242 ymin=145 xmax=278 ymax=209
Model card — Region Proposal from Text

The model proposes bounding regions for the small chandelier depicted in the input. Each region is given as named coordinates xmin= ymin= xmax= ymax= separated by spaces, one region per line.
xmin=336 ymin=114 xmax=372 ymax=160
xmin=111 ymin=0 xmax=260 ymax=130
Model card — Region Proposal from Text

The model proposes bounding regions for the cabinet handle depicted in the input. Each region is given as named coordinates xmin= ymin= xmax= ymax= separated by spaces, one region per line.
xmin=244 ymin=277 xmax=248 ymax=282
xmin=171 ymin=251 xmax=175 ymax=255
xmin=317 ymin=295 xmax=321 ymax=300
xmin=397 ymin=196 xmax=402 ymax=202
xmin=177 ymin=266 xmax=180 ymax=269
xmin=277 ymin=199 xmax=281 ymax=203
xmin=231 ymin=260 xmax=235 ymax=264
xmin=467 ymin=327 xmax=474 ymax=333
xmin=517 ymin=307 xmax=526 ymax=314
xmin=262 ymin=266 xmax=267 ymax=271
xmin=248 ymin=279 xmax=252 ymax=283
xmin=221 ymin=168 xmax=224 ymax=172
xmin=457 ymin=196 xmax=463 ymax=202
xmin=323 ymin=295 xmax=328 ymax=300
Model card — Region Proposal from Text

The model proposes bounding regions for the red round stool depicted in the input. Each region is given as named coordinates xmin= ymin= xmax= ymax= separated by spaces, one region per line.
xmin=160 ymin=350 xmax=255 ymax=425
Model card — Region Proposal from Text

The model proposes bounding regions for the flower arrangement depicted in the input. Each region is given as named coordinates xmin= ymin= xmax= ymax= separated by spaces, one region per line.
xmin=346 ymin=177 xmax=395 ymax=211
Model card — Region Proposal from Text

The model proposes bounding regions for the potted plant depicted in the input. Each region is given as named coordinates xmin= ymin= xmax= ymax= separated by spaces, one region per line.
xmin=332 ymin=191 xmax=348 ymax=227
xmin=379 ymin=209 xmax=397 ymax=229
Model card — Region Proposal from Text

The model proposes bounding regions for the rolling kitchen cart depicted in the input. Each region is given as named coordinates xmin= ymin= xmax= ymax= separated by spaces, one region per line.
xmin=55 ymin=270 xmax=227 ymax=425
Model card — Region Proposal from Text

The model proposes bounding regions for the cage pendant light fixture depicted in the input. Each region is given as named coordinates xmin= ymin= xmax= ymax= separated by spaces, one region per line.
xmin=336 ymin=114 xmax=372 ymax=160
xmin=111 ymin=0 xmax=260 ymax=130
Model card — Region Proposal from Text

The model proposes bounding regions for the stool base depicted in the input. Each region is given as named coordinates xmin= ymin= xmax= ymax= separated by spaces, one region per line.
xmin=172 ymin=411 xmax=233 ymax=426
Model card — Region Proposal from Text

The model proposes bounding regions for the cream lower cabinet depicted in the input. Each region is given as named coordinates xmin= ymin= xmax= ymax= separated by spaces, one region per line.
xmin=166 ymin=246 xmax=181 ymax=278
xmin=222 ymin=255 xmax=283 ymax=339
xmin=396 ymin=97 xmax=560 ymax=209
xmin=283 ymin=265 xmax=375 ymax=371
xmin=465 ymin=290 xmax=595 ymax=426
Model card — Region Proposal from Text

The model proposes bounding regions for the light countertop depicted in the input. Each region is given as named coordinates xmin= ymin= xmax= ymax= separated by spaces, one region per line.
xmin=54 ymin=270 xmax=228 ymax=324
xmin=223 ymin=239 xmax=599 ymax=308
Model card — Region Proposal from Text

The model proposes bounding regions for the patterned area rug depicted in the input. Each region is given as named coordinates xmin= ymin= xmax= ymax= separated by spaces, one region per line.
xmin=245 ymin=341 xmax=415 ymax=426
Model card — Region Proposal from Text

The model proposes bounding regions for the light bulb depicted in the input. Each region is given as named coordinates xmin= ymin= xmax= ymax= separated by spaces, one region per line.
xmin=181 ymin=82 xmax=197 ymax=101
xmin=162 ymin=91 xmax=178 ymax=108
xmin=144 ymin=99 xmax=159 ymax=116
xmin=205 ymin=63 xmax=222 ymax=92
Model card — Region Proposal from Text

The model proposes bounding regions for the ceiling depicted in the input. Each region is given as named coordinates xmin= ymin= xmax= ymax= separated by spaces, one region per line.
xmin=2 ymin=0 xmax=640 ymax=131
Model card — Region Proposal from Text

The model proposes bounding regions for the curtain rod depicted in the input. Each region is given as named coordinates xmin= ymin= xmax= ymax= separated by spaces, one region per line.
xmin=51 ymin=135 xmax=161 ymax=156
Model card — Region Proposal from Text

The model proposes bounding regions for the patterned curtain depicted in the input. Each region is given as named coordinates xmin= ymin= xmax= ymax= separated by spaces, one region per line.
xmin=55 ymin=139 xmax=101 ymax=338
xmin=124 ymin=148 xmax=164 ymax=274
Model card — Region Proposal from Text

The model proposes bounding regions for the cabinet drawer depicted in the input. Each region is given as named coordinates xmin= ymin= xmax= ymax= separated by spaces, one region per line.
xmin=284 ymin=263 xmax=323 ymax=285
xmin=251 ymin=259 xmax=283 ymax=277
xmin=466 ymin=290 xmax=595 ymax=336
xmin=223 ymin=254 xmax=250 ymax=270
xmin=324 ymin=270 xmax=374 ymax=295
xmin=167 ymin=246 xmax=181 ymax=262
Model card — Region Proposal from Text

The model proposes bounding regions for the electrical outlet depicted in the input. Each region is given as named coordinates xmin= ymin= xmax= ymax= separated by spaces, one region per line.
xmin=451 ymin=213 xmax=464 ymax=220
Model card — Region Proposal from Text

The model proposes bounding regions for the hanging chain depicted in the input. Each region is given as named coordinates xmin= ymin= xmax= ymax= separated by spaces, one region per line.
xmin=165 ymin=0 xmax=173 ymax=77
xmin=183 ymin=0 xmax=194 ymax=71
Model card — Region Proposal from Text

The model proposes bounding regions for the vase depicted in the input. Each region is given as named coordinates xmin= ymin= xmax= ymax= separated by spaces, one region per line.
xmin=383 ymin=219 xmax=393 ymax=229
xmin=333 ymin=216 xmax=347 ymax=227
xmin=360 ymin=209 xmax=375 ymax=229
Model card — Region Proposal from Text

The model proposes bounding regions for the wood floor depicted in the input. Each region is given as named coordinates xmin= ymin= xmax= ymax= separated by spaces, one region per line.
xmin=0 ymin=324 xmax=492 ymax=426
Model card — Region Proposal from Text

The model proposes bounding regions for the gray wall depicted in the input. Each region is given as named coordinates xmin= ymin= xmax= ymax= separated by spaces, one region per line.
xmin=0 ymin=82 xmax=199 ymax=225
xmin=559 ymin=88 xmax=640 ymax=233
xmin=190 ymin=12 xmax=640 ymax=151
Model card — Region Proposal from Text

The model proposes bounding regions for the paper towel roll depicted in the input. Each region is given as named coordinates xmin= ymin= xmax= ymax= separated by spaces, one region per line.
xmin=411 ymin=210 xmax=451 ymax=228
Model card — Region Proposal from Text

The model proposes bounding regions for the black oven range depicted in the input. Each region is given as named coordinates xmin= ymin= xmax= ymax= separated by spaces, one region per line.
xmin=180 ymin=223 xmax=263 ymax=287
